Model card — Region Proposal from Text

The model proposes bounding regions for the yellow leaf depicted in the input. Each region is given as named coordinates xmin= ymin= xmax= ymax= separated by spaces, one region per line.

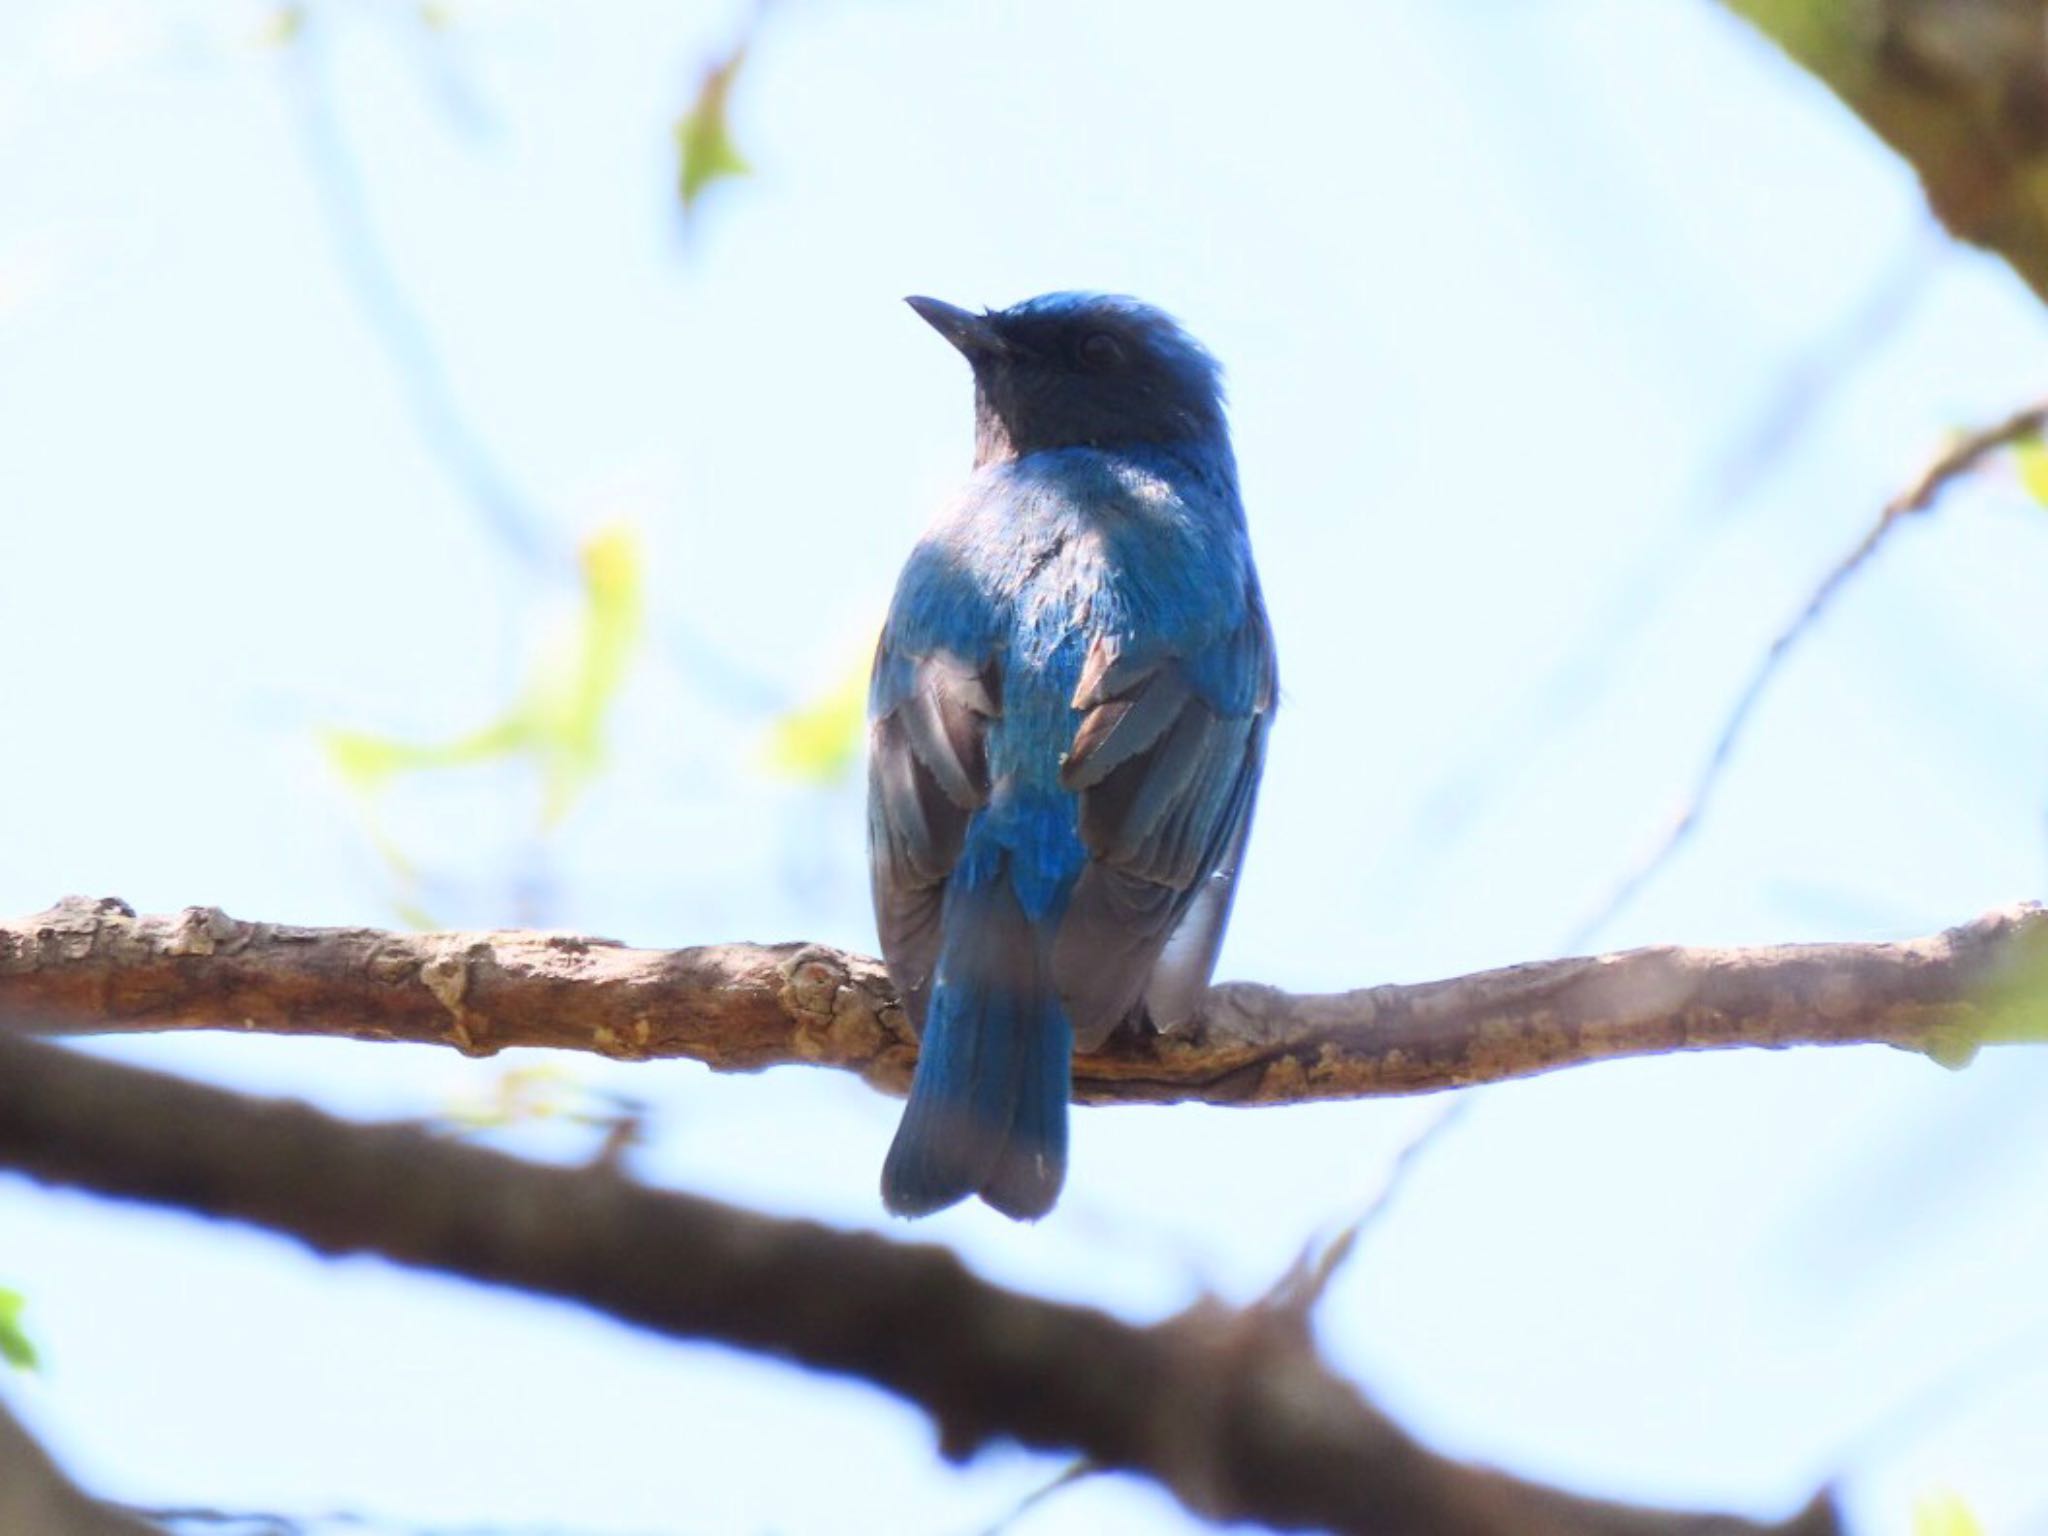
xmin=764 ymin=662 xmax=867 ymax=785
xmin=2012 ymin=435 xmax=2048 ymax=506
xmin=674 ymin=44 xmax=752 ymax=218
xmin=444 ymin=1063 xmax=623 ymax=1135
xmin=319 ymin=718 xmax=528 ymax=794
xmin=322 ymin=523 xmax=644 ymax=835
xmin=528 ymin=523 xmax=645 ymax=824
xmin=1913 ymin=1491 xmax=1985 ymax=1536
xmin=257 ymin=3 xmax=305 ymax=47
xmin=1951 ymin=920 xmax=2048 ymax=1067
xmin=389 ymin=897 xmax=442 ymax=932
xmin=0 ymin=1287 xmax=39 ymax=1373
xmin=319 ymin=728 xmax=414 ymax=793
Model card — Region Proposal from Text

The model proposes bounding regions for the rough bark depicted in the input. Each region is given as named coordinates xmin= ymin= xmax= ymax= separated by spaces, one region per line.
xmin=0 ymin=1031 xmax=1840 ymax=1536
xmin=3 ymin=897 xmax=2042 ymax=1104
xmin=1722 ymin=0 xmax=2048 ymax=303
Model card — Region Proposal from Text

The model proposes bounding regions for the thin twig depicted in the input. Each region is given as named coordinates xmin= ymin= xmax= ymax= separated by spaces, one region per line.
xmin=969 ymin=1460 xmax=1099 ymax=1536
xmin=1302 ymin=251 xmax=1943 ymax=1280
xmin=1263 ymin=1096 xmax=1477 ymax=1319
xmin=276 ymin=8 xmax=787 ymax=716
xmin=133 ymin=1506 xmax=662 ymax=1536
xmin=1824 ymin=1313 xmax=2048 ymax=1484
xmin=1569 ymin=398 xmax=2048 ymax=949
xmin=280 ymin=12 xmax=566 ymax=575
xmin=1710 ymin=226 xmax=1946 ymax=505
xmin=124 ymin=1510 xmax=294 ymax=1534
xmin=1384 ymin=229 xmax=1941 ymax=900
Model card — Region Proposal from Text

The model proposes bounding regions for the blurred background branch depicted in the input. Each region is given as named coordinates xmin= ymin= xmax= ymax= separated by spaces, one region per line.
xmin=275 ymin=2 xmax=566 ymax=577
xmin=0 ymin=1030 xmax=1842 ymax=1536
xmin=1721 ymin=0 xmax=2048 ymax=303
xmin=1 ymin=1395 xmax=157 ymax=1535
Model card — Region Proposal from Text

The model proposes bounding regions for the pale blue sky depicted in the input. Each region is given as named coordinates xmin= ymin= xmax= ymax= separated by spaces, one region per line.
xmin=3 ymin=2 xmax=2048 ymax=1533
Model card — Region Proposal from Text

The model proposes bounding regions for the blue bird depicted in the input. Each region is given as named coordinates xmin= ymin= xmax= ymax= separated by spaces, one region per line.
xmin=870 ymin=292 xmax=1276 ymax=1220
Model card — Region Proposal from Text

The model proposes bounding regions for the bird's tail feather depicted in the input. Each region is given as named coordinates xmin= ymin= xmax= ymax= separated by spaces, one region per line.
xmin=880 ymin=876 xmax=1071 ymax=1220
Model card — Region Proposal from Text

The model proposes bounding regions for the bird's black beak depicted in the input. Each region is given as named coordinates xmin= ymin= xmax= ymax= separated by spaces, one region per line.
xmin=905 ymin=296 xmax=1008 ymax=360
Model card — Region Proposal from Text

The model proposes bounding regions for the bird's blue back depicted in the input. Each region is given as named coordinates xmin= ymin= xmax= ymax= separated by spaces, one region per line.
xmin=884 ymin=445 xmax=1252 ymax=891
xmin=871 ymin=294 xmax=1274 ymax=1219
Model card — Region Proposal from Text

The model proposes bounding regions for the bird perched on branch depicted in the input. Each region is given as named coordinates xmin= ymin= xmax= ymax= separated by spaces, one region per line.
xmin=870 ymin=292 xmax=1276 ymax=1219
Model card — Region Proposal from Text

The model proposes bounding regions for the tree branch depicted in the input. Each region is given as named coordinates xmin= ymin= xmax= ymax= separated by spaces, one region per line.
xmin=1568 ymin=397 xmax=2048 ymax=947
xmin=1720 ymin=0 xmax=2048 ymax=305
xmin=0 ymin=1032 xmax=1838 ymax=1536
xmin=0 ymin=1395 xmax=160 ymax=1535
xmin=3 ymin=897 xmax=2043 ymax=1104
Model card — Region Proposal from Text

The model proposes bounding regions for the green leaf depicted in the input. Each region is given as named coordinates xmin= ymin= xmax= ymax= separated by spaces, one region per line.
xmin=764 ymin=662 xmax=867 ymax=785
xmin=442 ymin=1064 xmax=646 ymax=1149
xmin=674 ymin=45 xmax=752 ymax=218
xmin=320 ymin=718 xmax=530 ymax=793
xmin=2013 ymin=434 xmax=2048 ymax=506
xmin=257 ymin=4 xmax=306 ymax=47
xmin=0 ymin=1287 xmax=41 ymax=1373
xmin=1950 ymin=919 xmax=2048 ymax=1068
xmin=524 ymin=524 xmax=645 ymax=824
xmin=389 ymin=897 xmax=443 ymax=933
xmin=445 ymin=1062 xmax=575 ymax=1131
xmin=319 ymin=729 xmax=422 ymax=794
xmin=1913 ymin=1491 xmax=1984 ymax=1536
xmin=320 ymin=523 xmax=645 ymax=833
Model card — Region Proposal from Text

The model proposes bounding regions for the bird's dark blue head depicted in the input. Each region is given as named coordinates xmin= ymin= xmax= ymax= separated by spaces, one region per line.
xmin=906 ymin=291 xmax=1227 ymax=467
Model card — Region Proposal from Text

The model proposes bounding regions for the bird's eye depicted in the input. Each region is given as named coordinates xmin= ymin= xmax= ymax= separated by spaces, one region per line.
xmin=1077 ymin=331 xmax=1126 ymax=370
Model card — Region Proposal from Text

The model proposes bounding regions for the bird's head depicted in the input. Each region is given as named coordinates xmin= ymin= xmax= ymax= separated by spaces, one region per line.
xmin=906 ymin=291 xmax=1227 ymax=466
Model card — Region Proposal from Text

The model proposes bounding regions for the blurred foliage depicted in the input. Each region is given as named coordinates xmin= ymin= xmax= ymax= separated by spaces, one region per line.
xmin=1724 ymin=0 xmax=2048 ymax=307
xmin=443 ymin=1061 xmax=639 ymax=1133
xmin=1961 ymin=922 xmax=2048 ymax=1066
xmin=442 ymin=1063 xmax=649 ymax=1169
xmin=2011 ymin=434 xmax=2048 ymax=506
xmin=321 ymin=525 xmax=645 ymax=917
xmin=1912 ymin=1491 xmax=1985 ymax=1536
xmin=257 ymin=3 xmax=306 ymax=48
xmin=0 ymin=1285 xmax=40 ymax=1373
xmin=259 ymin=1 xmax=451 ymax=49
xmin=763 ymin=659 xmax=868 ymax=784
xmin=675 ymin=42 xmax=752 ymax=221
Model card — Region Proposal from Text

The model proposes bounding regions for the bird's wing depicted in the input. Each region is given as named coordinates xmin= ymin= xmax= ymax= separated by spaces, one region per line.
xmin=868 ymin=636 xmax=1000 ymax=1034
xmin=1052 ymin=591 xmax=1275 ymax=1050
